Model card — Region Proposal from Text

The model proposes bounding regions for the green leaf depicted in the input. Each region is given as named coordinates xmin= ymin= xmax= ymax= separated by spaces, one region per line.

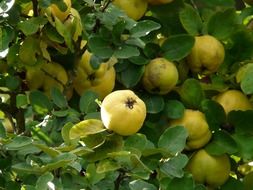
xmin=124 ymin=133 xmax=148 ymax=152
xmin=43 ymin=24 xmax=64 ymax=44
xmin=240 ymin=67 xmax=253 ymax=95
xmin=221 ymin=177 xmax=244 ymax=190
xmin=70 ymin=146 xmax=94 ymax=156
xmin=161 ymin=34 xmax=195 ymax=61
xmin=232 ymin=133 xmax=253 ymax=160
xmin=16 ymin=94 xmax=28 ymax=108
xmin=35 ymin=172 xmax=54 ymax=190
xmin=160 ymin=153 xmax=188 ymax=178
xmin=228 ymin=110 xmax=253 ymax=134
xmin=0 ymin=122 xmax=6 ymax=138
xmin=179 ymin=4 xmax=203 ymax=35
xmin=168 ymin=174 xmax=195 ymax=190
xmin=29 ymin=90 xmax=53 ymax=115
xmin=4 ymin=136 xmax=33 ymax=150
xmin=129 ymin=179 xmax=157 ymax=190
xmin=130 ymin=20 xmax=161 ymax=38
xmin=17 ymin=16 xmax=47 ymax=36
xmin=158 ymin=126 xmax=188 ymax=155
xmin=164 ymin=100 xmax=185 ymax=119
xmin=0 ymin=25 xmax=14 ymax=51
xmin=118 ymin=64 xmax=144 ymax=88
xmin=51 ymin=87 xmax=68 ymax=109
xmin=69 ymin=119 xmax=106 ymax=140
xmin=12 ymin=163 xmax=42 ymax=175
xmin=194 ymin=184 xmax=206 ymax=190
xmin=79 ymin=90 xmax=99 ymax=114
xmin=88 ymin=36 xmax=113 ymax=59
xmin=19 ymin=36 xmax=41 ymax=66
xmin=33 ymin=143 xmax=60 ymax=158
xmin=205 ymin=130 xmax=238 ymax=155
xmin=61 ymin=122 xmax=74 ymax=145
xmin=179 ymin=78 xmax=205 ymax=109
xmin=207 ymin=8 xmax=239 ymax=40
xmin=96 ymin=159 xmax=121 ymax=173
xmin=54 ymin=17 xmax=73 ymax=52
xmin=85 ymin=134 xmax=123 ymax=162
xmin=113 ymin=45 xmax=140 ymax=59
xmin=86 ymin=163 xmax=105 ymax=185
xmin=129 ymin=56 xmax=150 ymax=66
xmin=41 ymin=153 xmax=77 ymax=172
xmin=5 ymin=75 xmax=20 ymax=90
xmin=141 ymin=93 xmax=165 ymax=114
xmin=90 ymin=54 xmax=102 ymax=70
xmin=201 ymin=99 xmax=226 ymax=131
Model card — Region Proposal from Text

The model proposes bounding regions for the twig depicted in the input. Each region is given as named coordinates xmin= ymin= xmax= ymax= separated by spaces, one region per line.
xmin=32 ymin=0 xmax=39 ymax=17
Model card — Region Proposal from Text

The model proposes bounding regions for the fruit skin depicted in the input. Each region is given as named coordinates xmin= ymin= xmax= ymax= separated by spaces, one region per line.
xmin=112 ymin=0 xmax=148 ymax=20
xmin=186 ymin=149 xmax=231 ymax=188
xmin=100 ymin=90 xmax=146 ymax=136
xmin=148 ymin=0 xmax=174 ymax=5
xmin=26 ymin=62 xmax=68 ymax=98
xmin=187 ymin=35 xmax=225 ymax=74
xmin=50 ymin=0 xmax=72 ymax=21
xmin=73 ymin=51 xmax=116 ymax=99
xmin=142 ymin=58 xmax=179 ymax=95
xmin=213 ymin=90 xmax=253 ymax=115
xmin=170 ymin=109 xmax=212 ymax=150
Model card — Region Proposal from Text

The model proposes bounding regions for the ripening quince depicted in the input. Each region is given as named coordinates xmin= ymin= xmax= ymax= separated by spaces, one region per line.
xmin=100 ymin=90 xmax=146 ymax=136
xmin=64 ymin=8 xmax=82 ymax=42
xmin=187 ymin=35 xmax=225 ymax=74
xmin=213 ymin=89 xmax=253 ymax=115
xmin=169 ymin=109 xmax=212 ymax=150
xmin=186 ymin=149 xmax=231 ymax=188
xmin=142 ymin=58 xmax=179 ymax=95
xmin=50 ymin=0 xmax=72 ymax=22
xmin=73 ymin=51 xmax=116 ymax=99
xmin=112 ymin=0 xmax=148 ymax=20
xmin=26 ymin=62 xmax=68 ymax=98
xmin=148 ymin=0 xmax=174 ymax=5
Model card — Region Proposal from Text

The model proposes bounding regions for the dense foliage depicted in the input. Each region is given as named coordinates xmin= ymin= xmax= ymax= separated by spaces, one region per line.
xmin=1 ymin=0 xmax=253 ymax=189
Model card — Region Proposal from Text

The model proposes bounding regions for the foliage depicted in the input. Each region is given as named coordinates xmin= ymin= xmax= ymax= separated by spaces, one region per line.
xmin=1 ymin=0 xmax=253 ymax=189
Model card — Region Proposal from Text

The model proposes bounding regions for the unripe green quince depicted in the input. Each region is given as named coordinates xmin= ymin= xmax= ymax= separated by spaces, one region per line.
xmin=213 ymin=89 xmax=253 ymax=115
xmin=187 ymin=35 xmax=225 ymax=74
xmin=186 ymin=149 xmax=231 ymax=188
xmin=142 ymin=58 xmax=179 ymax=95
xmin=112 ymin=0 xmax=148 ymax=20
xmin=170 ymin=109 xmax=212 ymax=150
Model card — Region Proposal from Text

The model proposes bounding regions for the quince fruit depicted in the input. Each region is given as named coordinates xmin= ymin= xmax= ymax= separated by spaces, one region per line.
xmin=142 ymin=58 xmax=178 ymax=95
xmin=26 ymin=62 xmax=68 ymax=98
xmin=187 ymin=35 xmax=225 ymax=74
xmin=73 ymin=51 xmax=116 ymax=99
xmin=101 ymin=90 xmax=146 ymax=136
xmin=186 ymin=149 xmax=231 ymax=188
xmin=213 ymin=89 xmax=253 ymax=115
xmin=170 ymin=109 xmax=212 ymax=150
xmin=112 ymin=0 xmax=148 ymax=20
